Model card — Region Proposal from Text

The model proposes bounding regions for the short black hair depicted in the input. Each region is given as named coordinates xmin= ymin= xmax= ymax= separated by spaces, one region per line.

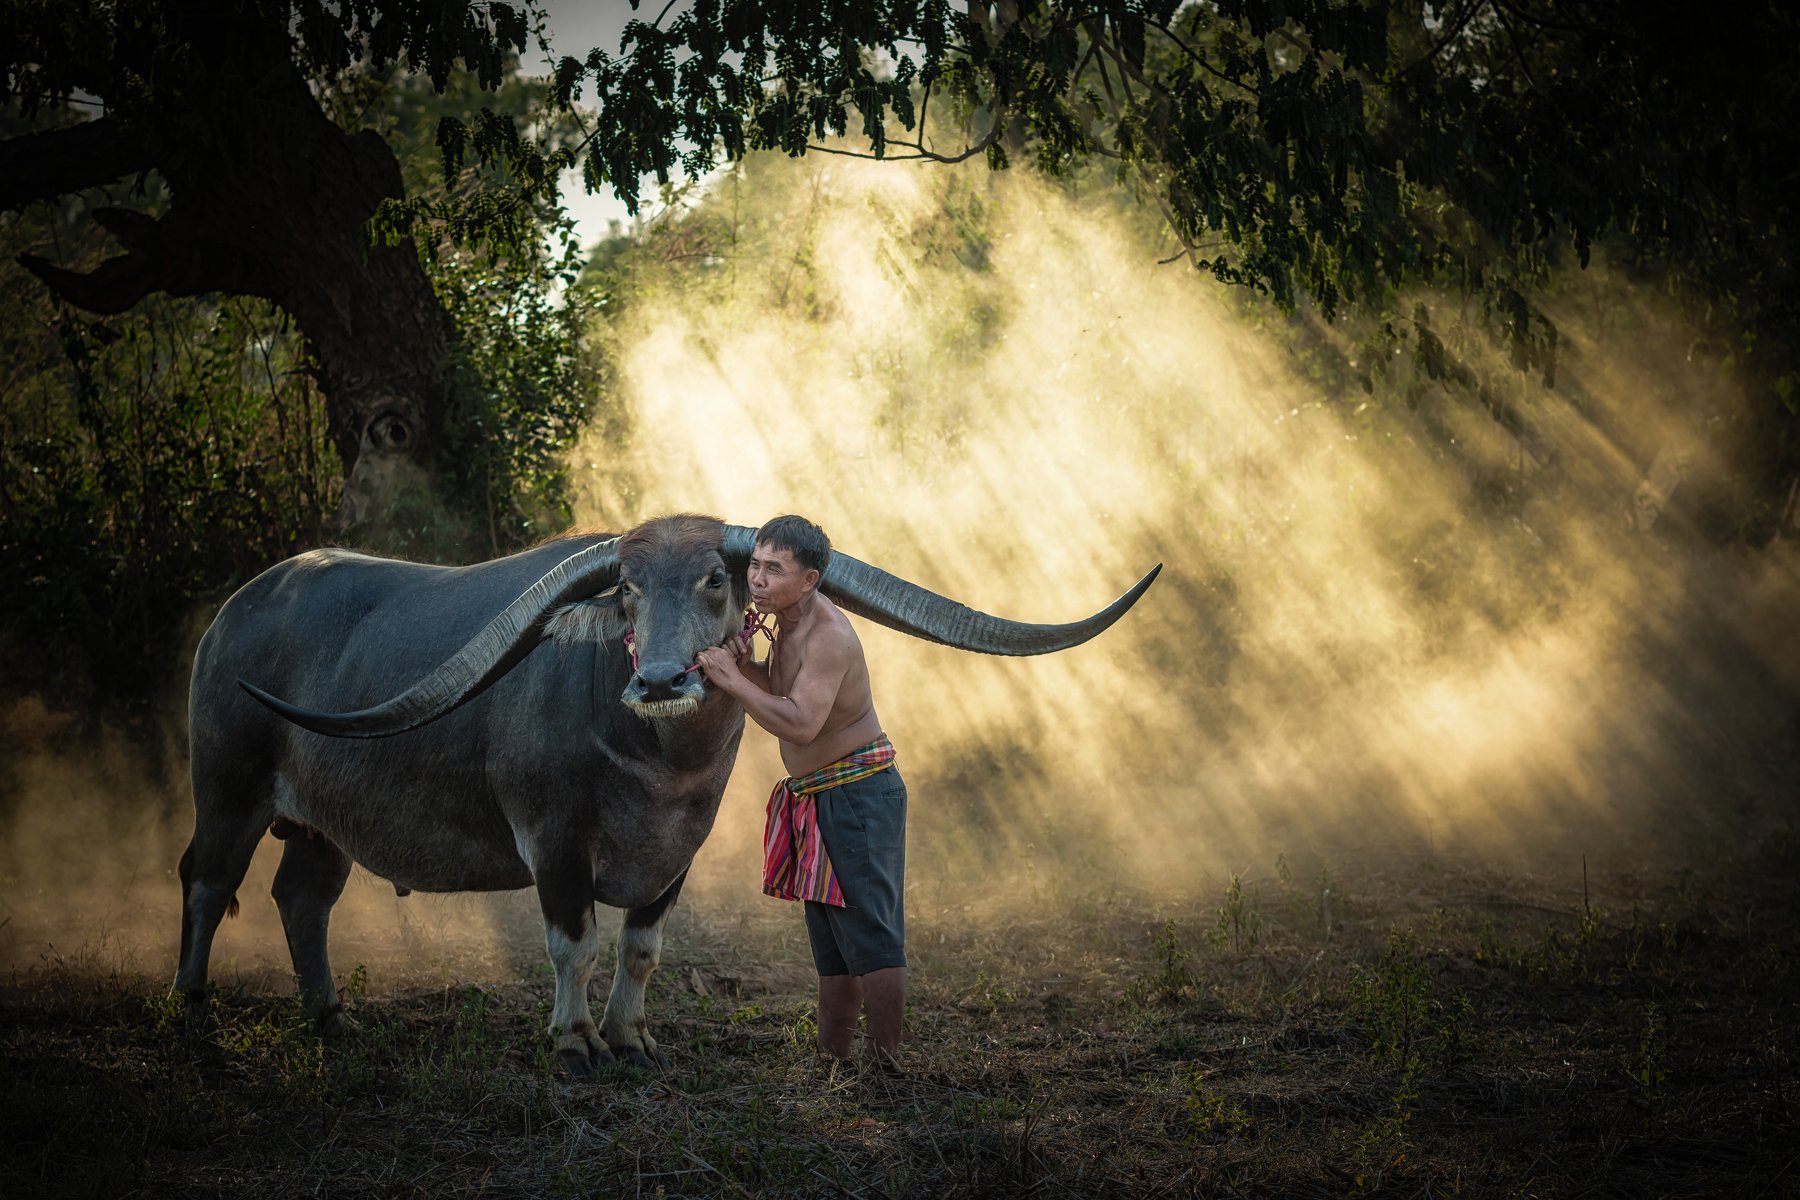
xmin=755 ymin=514 xmax=831 ymax=575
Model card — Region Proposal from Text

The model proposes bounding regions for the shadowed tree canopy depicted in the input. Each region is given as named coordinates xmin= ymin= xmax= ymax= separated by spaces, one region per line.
xmin=2 ymin=0 xmax=536 ymax=530
xmin=5 ymin=0 xmax=1796 ymax=538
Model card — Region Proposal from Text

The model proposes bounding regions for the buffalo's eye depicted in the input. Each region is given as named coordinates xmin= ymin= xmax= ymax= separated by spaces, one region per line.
xmin=707 ymin=571 xmax=726 ymax=590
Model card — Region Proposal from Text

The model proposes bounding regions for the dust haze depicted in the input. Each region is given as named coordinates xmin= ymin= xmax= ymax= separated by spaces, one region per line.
xmin=3 ymin=153 xmax=1795 ymax=987
xmin=579 ymin=156 xmax=1798 ymax=902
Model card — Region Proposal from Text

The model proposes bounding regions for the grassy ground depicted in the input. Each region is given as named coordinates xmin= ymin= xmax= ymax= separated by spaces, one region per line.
xmin=4 ymin=844 xmax=1797 ymax=1199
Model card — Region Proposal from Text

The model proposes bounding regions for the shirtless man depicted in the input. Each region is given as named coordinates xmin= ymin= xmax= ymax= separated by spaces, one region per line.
xmin=695 ymin=515 xmax=908 ymax=1065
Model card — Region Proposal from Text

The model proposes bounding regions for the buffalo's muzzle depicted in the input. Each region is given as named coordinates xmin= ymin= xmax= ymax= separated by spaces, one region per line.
xmin=622 ymin=660 xmax=704 ymax=718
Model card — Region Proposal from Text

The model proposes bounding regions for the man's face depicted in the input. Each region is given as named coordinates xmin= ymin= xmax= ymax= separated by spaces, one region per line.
xmin=747 ymin=543 xmax=818 ymax=613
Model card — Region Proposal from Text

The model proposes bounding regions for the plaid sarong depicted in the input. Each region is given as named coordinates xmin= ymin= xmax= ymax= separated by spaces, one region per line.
xmin=762 ymin=735 xmax=897 ymax=907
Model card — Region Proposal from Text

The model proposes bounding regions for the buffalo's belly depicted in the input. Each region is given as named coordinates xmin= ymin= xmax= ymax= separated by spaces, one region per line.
xmin=352 ymin=841 xmax=535 ymax=895
xmin=273 ymin=774 xmax=531 ymax=894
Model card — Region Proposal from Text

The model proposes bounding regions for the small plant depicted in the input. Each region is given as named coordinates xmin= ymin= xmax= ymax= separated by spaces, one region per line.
xmin=1183 ymin=1067 xmax=1251 ymax=1140
xmin=1151 ymin=918 xmax=1194 ymax=1000
xmin=222 ymin=998 xmax=311 ymax=1059
xmin=784 ymin=1008 xmax=819 ymax=1053
xmin=1566 ymin=859 xmax=1606 ymax=977
xmin=1435 ymin=987 xmax=1475 ymax=1071
xmin=1153 ymin=1027 xmax=1204 ymax=1057
xmin=1316 ymin=865 xmax=1339 ymax=938
xmin=343 ymin=962 xmax=370 ymax=1003
xmin=1350 ymin=928 xmax=1433 ymax=1064
xmin=144 ymin=990 xmax=187 ymax=1034
xmin=1625 ymin=902 xmax=1647 ymax=970
xmin=969 ymin=969 xmax=1025 ymax=1015
xmin=1628 ymin=1002 xmax=1668 ymax=1103
xmin=1474 ymin=917 xmax=1502 ymax=965
xmin=279 ymin=1034 xmax=329 ymax=1096
xmin=1348 ymin=1053 xmax=1423 ymax=1192
xmin=1210 ymin=875 xmax=1263 ymax=954
xmin=451 ymin=985 xmax=493 ymax=1061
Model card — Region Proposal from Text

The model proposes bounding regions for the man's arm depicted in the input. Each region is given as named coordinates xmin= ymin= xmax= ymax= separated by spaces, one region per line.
xmin=697 ymin=628 xmax=853 ymax=746
xmin=735 ymin=644 xmax=772 ymax=692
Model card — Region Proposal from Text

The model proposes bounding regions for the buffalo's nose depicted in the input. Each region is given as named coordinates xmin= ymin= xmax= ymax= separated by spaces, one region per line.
xmin=630 ymin=662 xmax=691 ymax=701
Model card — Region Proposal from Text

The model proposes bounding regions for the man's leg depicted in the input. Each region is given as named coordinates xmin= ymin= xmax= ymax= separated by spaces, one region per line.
xmin=817 ymin=973 xmax=863 ymax=1060
xmin=859 ymin=966 xmax=907 ymax=1059
xmin=813 ymin=768 xmax=908 ymax=1063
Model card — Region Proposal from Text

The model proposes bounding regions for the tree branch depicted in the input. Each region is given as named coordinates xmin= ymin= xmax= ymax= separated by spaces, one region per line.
xmin=18 ymin=251 xmax=161 ymax=315
xmin=0 ymin=117 xmax=156 ymax=211
xmin=91 ymin=206 xmax=161 ymax=250
xmin=1150 ymin=18 xmax=1261 ymax=96
xmin=1488 ymin=0 xmax=1595 ymax=35
xmin=1088 ymin=31 xmax=1122 ymax=110
xmin=1490 ymin=1 xmax=1543 ymax=92
xmin=19 ymin=209 xmax=273 ymax=316
xmin=1140 ymin=165 xmax=1205 ymax=267
xmin=805 ymin=112 xmax=1004 ymax=164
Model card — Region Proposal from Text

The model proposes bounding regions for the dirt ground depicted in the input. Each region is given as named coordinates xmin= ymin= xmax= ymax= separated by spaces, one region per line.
xmin=3 ymin=843 xmax=1797 ymax=1199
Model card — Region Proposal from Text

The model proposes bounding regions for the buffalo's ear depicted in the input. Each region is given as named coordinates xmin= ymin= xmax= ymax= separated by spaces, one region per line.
xmin=543 ymin=592 xmax=627 ymax=646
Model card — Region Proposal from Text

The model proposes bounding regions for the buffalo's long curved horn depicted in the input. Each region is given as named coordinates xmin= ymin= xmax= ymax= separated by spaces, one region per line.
xmin=721 ymin=526 xmax=1160 ymax=655
xmin=239 ymin=537 xmax=623 ymax=738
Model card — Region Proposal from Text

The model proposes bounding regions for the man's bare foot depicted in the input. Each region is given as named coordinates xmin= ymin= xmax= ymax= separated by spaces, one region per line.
xmin=813 ymin=1043 xmax=853 ymax=1072
xmin=860 ymin=1042 xmax=905 ymax=1075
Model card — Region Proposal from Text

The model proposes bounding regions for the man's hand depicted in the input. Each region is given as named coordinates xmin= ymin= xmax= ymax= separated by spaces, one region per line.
xmin=696 ymin=645 xmax=744 ymax=691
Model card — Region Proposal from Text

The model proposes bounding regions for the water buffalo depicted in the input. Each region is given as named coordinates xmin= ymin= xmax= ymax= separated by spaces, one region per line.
xmin=179 ymin=513 xmax=1158 ymax=1073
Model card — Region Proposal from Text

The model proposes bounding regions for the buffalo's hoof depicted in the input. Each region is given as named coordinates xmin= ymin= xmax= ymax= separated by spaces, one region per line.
xmin=179 ymin=1013 xmax=225 ymax=1063
xmin=617 ymin=1047 xmax=666 ymax=1071
xmin=556 ymin=1043 xmax=618 ymax=1078
xmin=553 ymin=1027 xmax=615 ymax=1078
xmin=316 ymin=1005 xmax=361 ymax=1039
xmin=178 ymin=995 xmax=210 ymax=1035
xmin=608 ymin=1035 xmax=671 ymax=1071
xmin=177 ymin=995 xmax=224 ymax=1057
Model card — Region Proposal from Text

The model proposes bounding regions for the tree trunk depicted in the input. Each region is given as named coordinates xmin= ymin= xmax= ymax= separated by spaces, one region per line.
xmin=189 ymin=72 xmax=461 ymax=532
xmin=10 ymin=49 xmax=460 ymax=538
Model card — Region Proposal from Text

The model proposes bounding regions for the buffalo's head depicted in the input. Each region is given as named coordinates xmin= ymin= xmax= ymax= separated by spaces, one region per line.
xmin=613 ymin=514 xmax=749 ymax=718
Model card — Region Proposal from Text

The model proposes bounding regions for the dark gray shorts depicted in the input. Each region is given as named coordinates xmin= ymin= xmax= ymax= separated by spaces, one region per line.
xmin=803 ymin=765 xmax=907 ymax=977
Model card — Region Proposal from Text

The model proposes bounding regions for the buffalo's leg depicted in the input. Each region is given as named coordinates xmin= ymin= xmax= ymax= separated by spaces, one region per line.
xmin=173 ymin=801 xmax=268 ymax=1024
xmin=600 ymin=870 xmax=685 ymax=1069
xmin=536 ymin=857 xmax=611 ymax=1077
xmin=270 ymin=831 xmax=354 ymax=1034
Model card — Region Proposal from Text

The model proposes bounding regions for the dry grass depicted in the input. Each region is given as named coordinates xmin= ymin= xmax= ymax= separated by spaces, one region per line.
xmin=4 ymin=844 xmax=1797 ymax=1198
